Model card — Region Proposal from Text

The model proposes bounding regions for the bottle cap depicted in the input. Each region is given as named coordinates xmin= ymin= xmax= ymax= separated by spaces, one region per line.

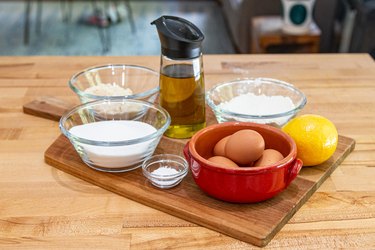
xmin=151 ymin=16 xmax=204 ymax=59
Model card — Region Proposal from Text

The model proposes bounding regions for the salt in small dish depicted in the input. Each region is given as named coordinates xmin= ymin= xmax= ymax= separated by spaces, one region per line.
xmin=142 ymin=154 xmax=188 ymax=189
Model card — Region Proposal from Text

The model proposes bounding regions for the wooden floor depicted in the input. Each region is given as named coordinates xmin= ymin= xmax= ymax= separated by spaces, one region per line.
xmin=0 ymin=0 xmax=235 ymax=56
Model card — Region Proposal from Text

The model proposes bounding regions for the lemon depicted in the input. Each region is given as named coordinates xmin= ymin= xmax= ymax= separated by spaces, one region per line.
xmin=282 ymin=114 xmax=338 ymax=166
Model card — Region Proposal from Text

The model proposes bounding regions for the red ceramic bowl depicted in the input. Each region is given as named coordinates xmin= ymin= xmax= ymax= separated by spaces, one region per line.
xmin=183 ymin=122 xmax=302 ymax=203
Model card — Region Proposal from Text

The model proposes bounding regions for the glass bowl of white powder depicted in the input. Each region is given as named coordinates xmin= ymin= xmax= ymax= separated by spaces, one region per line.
xmin=69 ymin=64 xmax=159 ymax=103
xmin=142 ymin=154 xmax=188 ymax=189
xmin=206 ymin=78 xmax=306 ymax=127
xmin=59 ymin=99 xmax=170 ymax=173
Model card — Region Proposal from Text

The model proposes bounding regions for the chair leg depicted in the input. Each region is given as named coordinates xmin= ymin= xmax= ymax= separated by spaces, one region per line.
xmin=24 ymin=0 xmax=31 ymax=45
xmin=60 ymin=0 xmax=72 ymax=41
xmin=91 ymin=0 xmax=110 ymax=53
xmin=67 ymin=0 xmax=73 ymax=23
xmin=124 ymin=0 xmax=136 ymax=34
xmin=103 ymin=0 xmax=111 ymax=51
xmin=60 ymin=0 xmax=73 ymax=23
xmin=36 ymin=0 xmax=42 ymax=35
xmin=60 ymin=0 xmax=67 ymax=22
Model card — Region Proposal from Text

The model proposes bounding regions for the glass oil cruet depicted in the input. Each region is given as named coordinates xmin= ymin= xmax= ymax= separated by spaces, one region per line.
xmin=152 ymin=15 xmax=206 ymax=139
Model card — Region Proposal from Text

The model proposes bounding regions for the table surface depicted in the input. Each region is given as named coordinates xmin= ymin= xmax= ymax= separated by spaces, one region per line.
xmin=0 ymin=54 xmax=374 ymax=249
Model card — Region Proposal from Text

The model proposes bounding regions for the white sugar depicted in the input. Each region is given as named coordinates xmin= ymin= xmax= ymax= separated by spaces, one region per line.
xmin=69 ymin=120 xmax=157 ymax=168
xmin=69 ymin=120 xmax=156 ymax=142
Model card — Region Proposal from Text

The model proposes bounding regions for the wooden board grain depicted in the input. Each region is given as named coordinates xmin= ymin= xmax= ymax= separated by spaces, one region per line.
xmin=44 ymin=133 xmax=355 ymax=247
xmin=23 ymin=96 xmax=74 ymax=121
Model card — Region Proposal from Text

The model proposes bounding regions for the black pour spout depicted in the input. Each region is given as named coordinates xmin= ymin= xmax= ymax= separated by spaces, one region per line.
xmin=151 ymin=16 xmax=204 ymax=59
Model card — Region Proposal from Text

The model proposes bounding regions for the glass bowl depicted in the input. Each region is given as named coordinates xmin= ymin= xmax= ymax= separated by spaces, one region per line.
xmin=59 ymin=99 xmax=171 ymax=173
xmin=69 ymin=64 xmax=159 ymax=103
xmin=206 ymin=78 xmax=307 ymax=127
xmin=142 ymin=154 xmax=188 ymax=189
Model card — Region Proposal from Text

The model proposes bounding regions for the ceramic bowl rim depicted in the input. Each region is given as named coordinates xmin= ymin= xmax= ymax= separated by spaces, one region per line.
xmin=188 ymin=122 xmax=297 ymax=174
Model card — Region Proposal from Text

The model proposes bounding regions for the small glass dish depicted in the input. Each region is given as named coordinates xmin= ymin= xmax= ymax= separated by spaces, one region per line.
xmin=69 ymin=64 xmax=159 ymax=103
xmin=142 ymin=154 xmax=188 ymax=189
xmin=206 ymin=78 xmax=307 ymax=127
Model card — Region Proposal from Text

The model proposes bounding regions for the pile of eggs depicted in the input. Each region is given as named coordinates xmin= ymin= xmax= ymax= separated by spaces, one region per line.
xmin=208 ymin=129 xmax=284 ymax=168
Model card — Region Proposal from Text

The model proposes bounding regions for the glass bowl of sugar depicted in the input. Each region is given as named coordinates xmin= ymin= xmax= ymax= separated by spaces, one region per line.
xmin=69 ymin=64 xmax=159 ymax=103
xmin=206 ymin=78 xmax=307 ymax=127
xmin=142 ymin=154 xmax=188 ymax=189
xmin=59 ymin=99 xmax=171 ymax=172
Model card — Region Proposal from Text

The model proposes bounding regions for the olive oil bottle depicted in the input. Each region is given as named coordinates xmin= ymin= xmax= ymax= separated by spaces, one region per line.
xmin=152 ymin=16 xmax=206 ymax=138
xmin=160 ymin=63 xmax=205 ymax=138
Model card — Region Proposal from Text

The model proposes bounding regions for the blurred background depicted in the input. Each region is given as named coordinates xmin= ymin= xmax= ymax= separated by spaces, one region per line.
xmin=0 ymin=0 xmax=373 ymax=57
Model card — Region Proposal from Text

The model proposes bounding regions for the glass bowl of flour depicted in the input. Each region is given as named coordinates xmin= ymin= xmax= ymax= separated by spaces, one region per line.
xmin=59 ymin=99 xmax=170 ymax=172
xmin=69 ymin=64 xmax=159 ymax=103
xmin=206 ymin=78 xmax=306 ymax=127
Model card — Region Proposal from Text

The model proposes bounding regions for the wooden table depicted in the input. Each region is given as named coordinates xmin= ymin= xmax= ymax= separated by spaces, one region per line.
xmin=0 ymin=54 xmax=374 ymax=249
xmin=251 ymin=16 xmax=321 ymax=54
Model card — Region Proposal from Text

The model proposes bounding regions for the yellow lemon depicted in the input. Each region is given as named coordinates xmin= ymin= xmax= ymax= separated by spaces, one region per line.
xmin=282 ymin=114 xmax=338 ymax=166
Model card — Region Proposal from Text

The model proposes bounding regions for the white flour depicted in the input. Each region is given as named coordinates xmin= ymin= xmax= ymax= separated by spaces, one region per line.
xmin=218 ymin=93 xmax=296 ymax=125
xmin=219 ymin=93 xmax=295 ymax=115
xmin=83 ymin=84 xmax=140 ymax=115
xmin=69 ymin=120 xmax=157 ymax=168
xmin=84 ymin=83 xmax=133 ymax=96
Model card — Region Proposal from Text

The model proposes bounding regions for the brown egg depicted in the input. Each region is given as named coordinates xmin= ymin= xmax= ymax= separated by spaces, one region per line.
xmin=240 ymin=161 xmax=254 ymax=168
xmin=213 ymin=135 xmax=230 ymax=156
xmin=225 ymin=129 xmax=265 ymax=165
xmin=254 ymin=149 xmax=284 ymax=167
xmin=208 ymin=156 xmax=239 ymax=169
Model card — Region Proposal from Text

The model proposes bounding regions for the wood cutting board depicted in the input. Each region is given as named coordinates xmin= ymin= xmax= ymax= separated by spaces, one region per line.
xmin=40 ymin=99 xmax=356 ymax=247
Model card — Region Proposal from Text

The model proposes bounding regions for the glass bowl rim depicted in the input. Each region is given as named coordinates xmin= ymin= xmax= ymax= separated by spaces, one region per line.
xmin=142 ymin=154 xmax=189 ymax=179
xmin=206 ymin=77 xmax=307 ymax=119
xmin=59 ymin=98 xmax=171 ymax=146
xmin=69 ymin=64 xmax=160 ymax=100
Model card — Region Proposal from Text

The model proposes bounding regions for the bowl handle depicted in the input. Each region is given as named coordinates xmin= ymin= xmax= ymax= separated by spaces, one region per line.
xmin=183 ymin=141 xmax=191 ymax=161
xmin=285 ymin=159 xmax=303 ymax=186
